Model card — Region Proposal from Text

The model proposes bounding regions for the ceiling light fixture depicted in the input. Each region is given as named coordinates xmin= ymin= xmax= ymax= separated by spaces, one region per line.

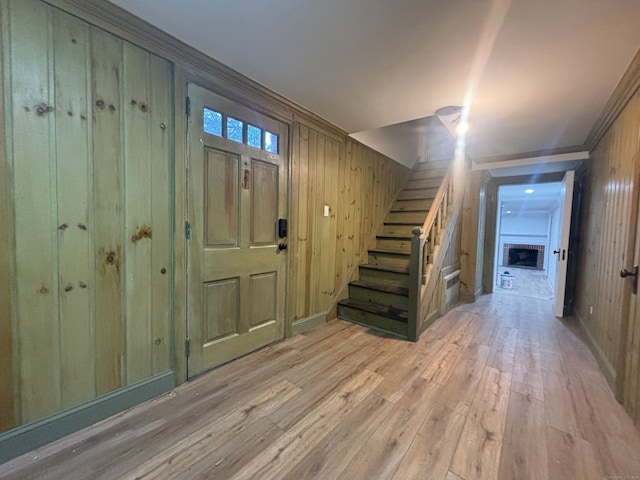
xmin=434 ymin=105 xmax=463 ymax=116
xmin=437 ymin=106 xmax=469 ymax=136
xmin=456 ymin=120 xmax=469 ymax=135
xmin=525 ymin=188 xmax=534 ymax=194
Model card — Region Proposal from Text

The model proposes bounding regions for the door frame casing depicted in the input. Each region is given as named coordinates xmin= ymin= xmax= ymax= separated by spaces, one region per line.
xmin=482 ymin=172 xmax=567 ymax=298
xmin=181 ymin=81 xmax=292 ymax=381
xmin=174 ymin=69 xmax=294 ymax=385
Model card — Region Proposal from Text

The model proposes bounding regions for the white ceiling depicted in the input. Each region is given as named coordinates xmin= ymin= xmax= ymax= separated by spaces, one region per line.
xmin=110 ymin=0 xmax=640 ymax=168
xmin=499 ymin=182 xmax=562 ymax=215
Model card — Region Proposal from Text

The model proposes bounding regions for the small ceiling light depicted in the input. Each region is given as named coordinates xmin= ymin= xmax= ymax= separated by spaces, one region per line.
xmin=506 ymin=210 xmax=512 ymax=214
xmin=456 ymin=121 xmax=469 ymax=135
xmin=525 ymin=188 xmax=534 ymax=194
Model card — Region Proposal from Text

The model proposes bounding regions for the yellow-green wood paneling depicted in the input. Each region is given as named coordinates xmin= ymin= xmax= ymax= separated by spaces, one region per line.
xmin=52 ymin=8 xmax=96 ymax=410
xmin=288 ymin=125 xmax=409 ymax=324
xmin=1 ymin=0 xmax=174 ymax=433
xmin=10 ymin=0 xmax=62 ymax=424
xmin=123 ymin=43 xmax=153 ymax=385
xmin=91 ymin=27 xmax=125 ymax=396
xmin=149 ymin=55 xmax=173 ymax=375
xmin=0 ymin=0 xmax=17 ymax=432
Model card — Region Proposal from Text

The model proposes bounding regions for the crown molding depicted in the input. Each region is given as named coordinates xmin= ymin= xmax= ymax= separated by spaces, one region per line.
xmin=584 ymin=48 xmax=640 ymax=151
xmin=472 ymin=145 xmax=587 ymax=166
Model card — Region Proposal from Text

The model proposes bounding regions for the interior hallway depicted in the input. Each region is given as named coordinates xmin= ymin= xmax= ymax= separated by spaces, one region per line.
xmin=494 ymin=268 xmax=554 ymax=300
xmin=2 ymin=294 xmax=640 ymax=480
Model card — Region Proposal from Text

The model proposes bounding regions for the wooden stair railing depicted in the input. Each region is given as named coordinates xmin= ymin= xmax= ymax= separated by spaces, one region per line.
xmin=337 ymin=158 xmax=461 ymax=340
xmin=407 ymin=160 xmax=464 ymax=340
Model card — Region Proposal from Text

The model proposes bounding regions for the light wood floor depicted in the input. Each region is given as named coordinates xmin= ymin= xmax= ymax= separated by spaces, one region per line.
xmin=494 ymin=267 xmax=554 ymax=300
xmin=2 ymin=293 xmax=640 ymax=480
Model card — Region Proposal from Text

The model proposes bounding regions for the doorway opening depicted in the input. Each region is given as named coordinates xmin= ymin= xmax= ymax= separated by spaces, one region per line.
xmin=493 ymin=182 xmax=563 ymax=300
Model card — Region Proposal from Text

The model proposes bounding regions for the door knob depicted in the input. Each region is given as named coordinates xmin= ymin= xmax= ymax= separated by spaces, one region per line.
xmin=620 ymin=268 xmax=637 ymax=278
xmin=553 ymin=249 xmax=560 ymax=255
xmin=620 ymin=265 xmax=638 ymax=294
xmin=278 ymin=242 xmax=288 ymax=251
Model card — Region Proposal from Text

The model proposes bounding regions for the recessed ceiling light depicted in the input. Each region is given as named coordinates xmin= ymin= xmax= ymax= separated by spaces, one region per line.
xmin=506 ymin=210 xmax=512 ymax=214
xmin=525 ymin=188 xmax=534 ymax=194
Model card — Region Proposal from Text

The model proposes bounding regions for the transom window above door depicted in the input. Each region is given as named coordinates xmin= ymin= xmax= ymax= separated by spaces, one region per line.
xmin=203 ymin=107 xmax=279 ymax=155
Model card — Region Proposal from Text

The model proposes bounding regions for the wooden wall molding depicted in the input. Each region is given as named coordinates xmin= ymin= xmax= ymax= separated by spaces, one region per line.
xmin=41 ymin=0 xmax=347 ymax=139
xmin=585 ymin=48 xmax=640 ymax=151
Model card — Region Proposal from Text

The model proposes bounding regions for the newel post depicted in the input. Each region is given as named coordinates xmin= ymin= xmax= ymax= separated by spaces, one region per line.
xmin=408 ymin=227 xmax=424 ymax=342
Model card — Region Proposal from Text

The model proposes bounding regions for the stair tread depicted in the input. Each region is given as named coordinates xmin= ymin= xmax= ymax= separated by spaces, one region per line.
xmin=360 ymin=264 xmax=409 ymax=274
xmin=408 ymin=177 xmax=444 ymax=182
xmin=403 ymin=184 xmax=443 ymax=190
xmin=390 ymin=208 xmax=430 ymax=213
xmin=395 ymin=196 xmax=436 ymax=201
xmin=350 ymin=280 xmax=409 ymax=296
xmin=338 ymin=298 xmax=408 ymax=321
xmin=369 ymin=248 xmax=411 ymax=256
xmin=384 ymin=222 xmax=425 ymax=226
xmin=376 ymin=235 xmax=412 ymax=240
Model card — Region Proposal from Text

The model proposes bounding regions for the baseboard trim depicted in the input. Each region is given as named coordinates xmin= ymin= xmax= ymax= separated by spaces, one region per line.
xmin=0 ymin=370 xmax=174 ymax=464
xmin=460 ymin=292 xmax=475 ymax=303
xmin=292 ymin=312 xmax=327 ymax=336
xmin=574 ymin=311 xmax=616 ymax=389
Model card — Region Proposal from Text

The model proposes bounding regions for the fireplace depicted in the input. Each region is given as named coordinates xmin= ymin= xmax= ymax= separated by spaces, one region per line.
xmin=503 ymin=243 xmax=545 ymax=270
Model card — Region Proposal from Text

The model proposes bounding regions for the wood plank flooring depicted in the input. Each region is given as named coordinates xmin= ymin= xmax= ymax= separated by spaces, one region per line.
xmin=2 ymin=293 xmax=640 ymax=480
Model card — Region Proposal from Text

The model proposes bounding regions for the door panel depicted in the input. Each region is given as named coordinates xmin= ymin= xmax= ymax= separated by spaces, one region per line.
xmin=187 ymin=83 xmax=288 ymax=377
xmin=205 ymin=151 xmax=239 ymax=247
xmin=204 ymin=278 xmax=240 ymax=342
xmin=251 ymin=160 xmax=279 ymax=245
xmin=250 ymin=272 xmax=278 ymax=327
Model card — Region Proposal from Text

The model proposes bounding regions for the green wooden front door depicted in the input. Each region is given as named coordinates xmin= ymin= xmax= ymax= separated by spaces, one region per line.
xmin=186 ymin=83 xmax=289 ymax=377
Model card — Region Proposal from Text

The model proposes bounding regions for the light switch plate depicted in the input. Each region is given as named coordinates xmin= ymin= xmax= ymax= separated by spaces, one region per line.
xmin=323 ymin=205 xmax=329 ymax=217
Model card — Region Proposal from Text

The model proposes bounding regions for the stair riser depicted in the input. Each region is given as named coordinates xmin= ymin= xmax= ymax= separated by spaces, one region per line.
xmin=414 ymin=160 xmax=450 ymax=171
xmin=397 ymin=188 xmax=439 ymax=200
xmin=337 ymin=306 xmax=408 ymax=337
xmin=359 ymin=268 xmax=409 ymax=288
xmin=349 ymin=285 xmax=409 ymax=310
xmin=380 ymin=224 xmax=416 ymax=237
xmin=375 ymin=238 xmax=411 ymax=253
xmin=392 ymin=199 xmax=433 ymax=211
xmin=385 ymin=211 xmax=427 ymax=224
xmin=406 ymin=178 xmax=442 ymax=189
xmin=368 ymin=251 xmax=410 ymax=268
xmin=412 ymin=168 xmax=447 ymax=180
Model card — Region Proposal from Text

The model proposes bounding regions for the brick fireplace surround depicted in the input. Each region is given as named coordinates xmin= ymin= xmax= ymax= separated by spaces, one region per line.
xmin=503 ymin=243 xmax=545 ymax=270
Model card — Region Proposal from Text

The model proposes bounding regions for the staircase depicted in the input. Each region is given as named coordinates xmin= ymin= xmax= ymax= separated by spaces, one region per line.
xmin=337 ymin=159 xmax=451 ymax=339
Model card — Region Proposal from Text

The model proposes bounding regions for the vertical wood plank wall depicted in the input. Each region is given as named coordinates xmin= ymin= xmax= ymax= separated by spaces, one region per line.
xmin=1 ymin=0 xmax=410 ymax=440
xmin=0 ymin=0 xmax=16 ymax=433
xmin=0 ymin=0 xmax=173 ymax=432
xmin=575 ymin=87 xmax=640 ymax=390
xmin=290 ymin=124 xmax=409 ymax=324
